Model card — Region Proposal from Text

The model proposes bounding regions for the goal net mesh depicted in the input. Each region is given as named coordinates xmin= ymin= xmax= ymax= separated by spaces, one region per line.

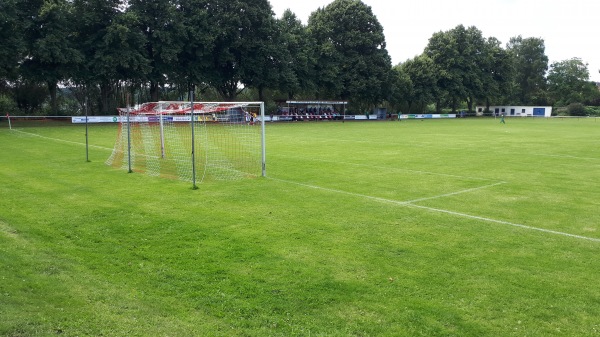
xmin=106 ymin=101 xmax=264 ymax=183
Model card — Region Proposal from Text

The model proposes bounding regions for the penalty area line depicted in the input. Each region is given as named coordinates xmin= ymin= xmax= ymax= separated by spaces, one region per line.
xmin=403 ymin=181 xmax=507 ymax=204
xmin=407 ymin=204 xmax=600 ymax=243
xmin=269 ymin=177 xmax=600 ymax=243
xmin=269 ymin=177 xmax=505 ymax=207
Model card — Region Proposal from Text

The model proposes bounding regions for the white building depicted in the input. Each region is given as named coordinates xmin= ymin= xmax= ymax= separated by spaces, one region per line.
xmin=476 ymin=106 xmax=553 ymax=117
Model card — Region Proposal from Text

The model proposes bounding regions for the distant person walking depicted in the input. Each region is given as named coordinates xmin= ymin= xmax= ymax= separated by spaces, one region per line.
xmin=500 ymin=114 xmax=505 ymax=124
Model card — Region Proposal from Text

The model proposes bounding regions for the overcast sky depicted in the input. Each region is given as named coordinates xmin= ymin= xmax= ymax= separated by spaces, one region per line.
xmin=270 ymin=0 xmax=600 ymax=82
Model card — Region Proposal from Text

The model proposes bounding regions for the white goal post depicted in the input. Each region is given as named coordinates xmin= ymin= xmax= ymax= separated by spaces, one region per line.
xmin=106 ymin=101 xmax=266 ymax=187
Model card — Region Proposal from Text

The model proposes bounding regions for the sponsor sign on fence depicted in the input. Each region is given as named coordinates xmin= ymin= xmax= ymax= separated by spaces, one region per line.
xmin=72 ymin=116 xmax=120 ymax=123
xmin=399 ymin=114 xmax=456 ymax=119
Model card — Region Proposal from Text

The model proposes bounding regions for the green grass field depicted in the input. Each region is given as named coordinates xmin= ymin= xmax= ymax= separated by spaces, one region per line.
xmin=1 ymin=117 xmax=599 ymax=336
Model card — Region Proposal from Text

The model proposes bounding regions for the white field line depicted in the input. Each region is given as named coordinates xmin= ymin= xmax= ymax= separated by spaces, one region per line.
xmin=269 ymin=177 xmax=600 ymax=243
xmin=11 ymin=129 xmax=113 ymax=151
xmin=534 ymin=153 xmax=600 ymax=161
xmin=402 ymin=181 xmax=507 ymax=203
xmin=406 ymin=204 xmax=600 ymax=243
xmin=273 ymin=154 xmax=500 ymax=182
xmin=270 ymin=177 xmax=505 ymax=206
xmin=10 ymin=129 xmax=166 ymax=161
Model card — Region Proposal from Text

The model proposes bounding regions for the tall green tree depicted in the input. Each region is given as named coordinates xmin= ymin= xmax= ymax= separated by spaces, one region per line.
xmin=175 ymin=0 xmax=213 ymax=97
xmin=506 ymin=36 xmax=548 ymax=105
xmin=276 ymin=9 xmax=316 ymax=100
xmin=0 ymin=0 xmax=30 ymax=83
xmin=198 ymin=0 xmax=278 ymax=101
xmin=425 ymin=25 xmax=487 ymax=113
xmin=73 ymin=0 xmax=148 ymax=114
xmin=478 ymin=37 xmax=514 ymax=111
xmin=237 ymin=5 xmax=281 ymax=102
xmin=547 ymin=58 xmax=591 ymax=106
xmin=12 ymin=80 xmax=48 ymax=114
xmin=128 ymin=0 xmax=185 ymax=101
xmin=389 ymin=63 xmax=412 ymax=113
xmin=307 ymin=0 xmax=392 ymax=108
xmin=22 ymin=0 xmax=83 ymax=114
xmin=583 ymin=81 xmax=600 ymax=106
xmin=397 ymin=55 xmax=438 ymax=113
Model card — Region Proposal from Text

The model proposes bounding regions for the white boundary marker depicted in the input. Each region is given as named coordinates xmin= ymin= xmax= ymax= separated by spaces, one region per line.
xmin=269 ymin=177 xmax=600 ymax=243
xmin=10 ymin=129 xmax=113 ymax=151
xmin=534 ymin=153 xmax=600 ymax=161
xmin=10 ymin=129 xmax=176 ymax=161
xmin=407 ymin=203 xmax=600 ymax=243
xmin=402 ymin=182 xmax=507 ymax=203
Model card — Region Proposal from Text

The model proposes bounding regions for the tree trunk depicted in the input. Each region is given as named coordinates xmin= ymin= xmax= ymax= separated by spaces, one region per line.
xmin=150 ymin=81 xmax=160 ymax=102
xmin=451 ymin=97 xmax=457 ymax=113
xmin=466 ymin=96 xmax=473 ymax=113
xmin=99 ymin=81 xmax=115 ymax=115
xmin=217 ymin=80 xmax=238 ymax=101
xmin=435 ymin=99 xmax=442 ymax=113
xmin=47 ymin=81 xmax=58 ymax=114
xmin=258 ymin=86 xmax=265 ymax=102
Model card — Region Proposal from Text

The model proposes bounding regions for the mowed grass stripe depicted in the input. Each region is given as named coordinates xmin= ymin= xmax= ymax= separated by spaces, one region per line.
xmin=1 ymin=118 xmax=600 ymax=336
xmin=270 ymin=177 xmax=600 ymax=243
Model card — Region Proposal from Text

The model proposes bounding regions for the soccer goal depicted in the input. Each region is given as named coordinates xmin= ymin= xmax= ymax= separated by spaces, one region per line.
xmin=106 ymin=101 xmax=266 ymax=186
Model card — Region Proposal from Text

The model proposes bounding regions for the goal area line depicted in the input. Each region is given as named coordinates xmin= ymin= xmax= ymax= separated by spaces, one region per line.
xmin=269 ymin=177 xmax=600 ymax=243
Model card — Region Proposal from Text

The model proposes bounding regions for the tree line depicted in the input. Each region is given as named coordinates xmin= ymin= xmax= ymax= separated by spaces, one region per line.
xmin=1 ymin=0 xmax=598 ymax=116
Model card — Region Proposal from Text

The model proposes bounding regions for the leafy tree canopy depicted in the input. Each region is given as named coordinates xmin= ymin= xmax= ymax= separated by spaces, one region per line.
xmin=425 ymin=25 xmax=490 ymax=112
xmin=276 ymin=9 xmax=316 ymax=100
xmin=0 ymin=0 xmax=29 ymax=81
xmin=308 ymin=0 xmax=391 ymax=107
xmin=547 ymin=57 xmax=590 ymax=105
xmin=506 ymin=36 xmax=549 ymax=105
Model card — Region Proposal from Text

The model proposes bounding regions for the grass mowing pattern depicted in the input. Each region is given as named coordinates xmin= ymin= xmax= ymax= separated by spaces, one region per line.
xmin=1 ymin=118 xmax=599 ymax=336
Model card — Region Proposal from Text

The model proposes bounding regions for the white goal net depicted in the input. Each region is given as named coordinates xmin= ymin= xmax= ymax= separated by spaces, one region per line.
xmin=106 ymin=101 xmax=265 ymax=185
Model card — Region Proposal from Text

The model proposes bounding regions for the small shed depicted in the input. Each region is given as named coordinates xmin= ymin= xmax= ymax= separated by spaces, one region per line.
xmin=476 ymin=106 xmax=553 ymax=117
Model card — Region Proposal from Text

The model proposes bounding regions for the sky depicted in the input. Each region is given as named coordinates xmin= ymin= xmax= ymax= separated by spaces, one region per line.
xmin=269 ymin=0 xmax=600 ymax=82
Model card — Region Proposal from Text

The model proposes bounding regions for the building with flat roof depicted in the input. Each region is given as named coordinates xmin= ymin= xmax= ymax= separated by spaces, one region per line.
xmin=476 ymin=106 xmax=552 ymax=117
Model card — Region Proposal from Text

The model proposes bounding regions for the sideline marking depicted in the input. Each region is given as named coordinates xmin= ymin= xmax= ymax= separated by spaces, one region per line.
xmin=269 ymin=177 xmax=600 ymax=243
xmin=10 ymin=129 xmax=196 ymax=162
xmin=534 ymin=153 xmax=599 ymax=161
xmin=10 ymin=129 xmax=113 ymax=151
xmin=269 ymin=177 xmax=504 ymax=206
xmin=10 ymin=128 xmax=217 ymax=165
